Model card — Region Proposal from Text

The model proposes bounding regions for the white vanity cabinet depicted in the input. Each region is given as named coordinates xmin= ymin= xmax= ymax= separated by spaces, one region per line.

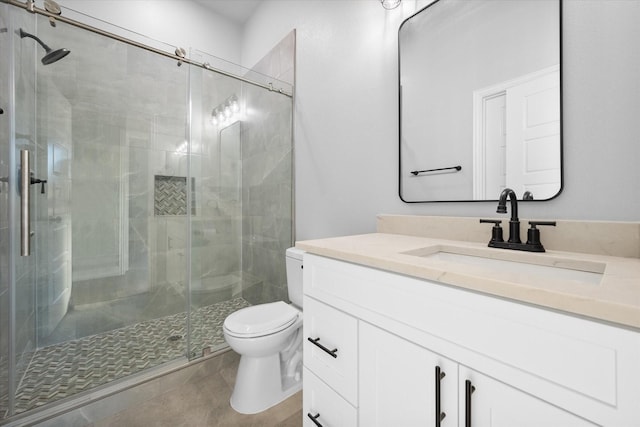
xmin=302 ymin=253 xmax=640 ymax=427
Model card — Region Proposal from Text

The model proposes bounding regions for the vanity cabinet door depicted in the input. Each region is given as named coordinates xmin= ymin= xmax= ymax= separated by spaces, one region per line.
xmin=459 ymin=367 xmax=598 ymax=427
xmin=359 ymin=322 xmax=458 ymax=427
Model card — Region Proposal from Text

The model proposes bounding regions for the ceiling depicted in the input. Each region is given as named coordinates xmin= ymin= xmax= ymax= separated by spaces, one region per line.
xmin=193 ymin=0 xmax=262 ymax=25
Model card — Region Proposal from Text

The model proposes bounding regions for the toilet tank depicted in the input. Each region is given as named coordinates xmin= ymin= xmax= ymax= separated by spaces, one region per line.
xmin=285 ymin=247 xmax=305 ymax=308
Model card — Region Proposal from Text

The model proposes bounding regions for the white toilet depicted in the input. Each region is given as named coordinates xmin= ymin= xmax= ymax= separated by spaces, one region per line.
xmin=223 ymin=247 xmax=304 ymax=414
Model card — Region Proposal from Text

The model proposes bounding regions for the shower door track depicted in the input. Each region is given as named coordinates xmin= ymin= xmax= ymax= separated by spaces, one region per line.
xmin=4 ymin=0 xmax=293 ymax=97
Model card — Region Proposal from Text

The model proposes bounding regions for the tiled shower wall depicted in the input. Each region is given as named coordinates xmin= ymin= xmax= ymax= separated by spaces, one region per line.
xmin=188 ymin=31 xmax=295 ymax=307
xmin=56 ymin=29 xmax=295 ymax=319
xmin=241 ymin=32 xmax=295 ymax=304
xmin=189 ymin=60 xmax=244 ymax=303
xmin=37 ymin=26 xmax=295 ymax=320
xmin=57 ymin=27 xmax=190 ymax=321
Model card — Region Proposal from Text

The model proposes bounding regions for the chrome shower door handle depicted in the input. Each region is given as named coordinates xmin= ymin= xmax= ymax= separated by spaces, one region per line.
xmin=20 ymin=149 xmax=31 ymax=256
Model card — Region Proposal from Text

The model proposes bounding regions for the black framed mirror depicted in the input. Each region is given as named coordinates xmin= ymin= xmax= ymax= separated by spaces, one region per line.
xmin=399 ymin=0 xmax=562 ymax=202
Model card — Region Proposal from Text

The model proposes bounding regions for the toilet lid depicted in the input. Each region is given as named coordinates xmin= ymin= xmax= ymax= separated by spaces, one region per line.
xmin=224 ymin=301 xmax=299 ymax=338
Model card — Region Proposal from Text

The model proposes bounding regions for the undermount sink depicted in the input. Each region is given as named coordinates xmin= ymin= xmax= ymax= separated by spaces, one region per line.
xmin=402 ymin=245 xmax=605 ymax=285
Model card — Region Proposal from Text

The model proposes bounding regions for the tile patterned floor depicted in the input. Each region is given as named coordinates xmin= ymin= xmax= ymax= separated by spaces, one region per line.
xmin=12 ymin=297 xmax=251 ymax=416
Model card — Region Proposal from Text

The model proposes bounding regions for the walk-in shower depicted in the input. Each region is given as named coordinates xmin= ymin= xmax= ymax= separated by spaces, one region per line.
xmin=0 ymin=1 xmax=293 ymax=423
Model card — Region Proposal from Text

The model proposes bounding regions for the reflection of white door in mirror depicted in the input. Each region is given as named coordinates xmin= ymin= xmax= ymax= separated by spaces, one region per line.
xmin=473 ymin=65 xmax=560 ymax=200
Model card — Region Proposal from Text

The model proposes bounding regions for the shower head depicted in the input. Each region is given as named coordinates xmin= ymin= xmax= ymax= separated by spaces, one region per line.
xmin=41 ymin=47 xmax=70 ymax=65
xmin=18 ymin=28 xmax=70 ymax=65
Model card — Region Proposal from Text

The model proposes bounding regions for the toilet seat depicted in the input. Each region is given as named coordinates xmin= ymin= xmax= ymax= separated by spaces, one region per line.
xmin=224 ymin=301 xmax=299 ymax=338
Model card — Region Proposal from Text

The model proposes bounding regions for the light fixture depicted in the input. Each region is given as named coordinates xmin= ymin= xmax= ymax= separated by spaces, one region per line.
xmin=231 ymin=98 xmax=240 ymax=113
xmin=381 ymin=0 xmax=401 ymax=10
xmin=176 ymin=140 xmax=188 ymax=154
xmin=211 ymin=95 xmax=240 ymax=126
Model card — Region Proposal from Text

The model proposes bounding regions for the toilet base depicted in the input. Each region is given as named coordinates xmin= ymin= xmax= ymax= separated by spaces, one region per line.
xmin=229 ymin=353 xmax=302 ymax=414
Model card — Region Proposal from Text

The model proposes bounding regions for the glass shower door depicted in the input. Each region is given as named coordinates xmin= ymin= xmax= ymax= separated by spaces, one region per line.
xmin=2 ymin=12 xmax=193 ymax=417
xmin=1 ymin=3 xmax=294 ymax=420
xmin=187 ymin=48 xmax=294 ymax=359
xmin=1 ymin=6 xmax=41 ymax=419
xmin=36 ymin=36 xmax=72 ymax=345
xmin=32 ymin=14 xmax=192 ymax=344
xmin=0 ymin=3 xmax=15 ymax=419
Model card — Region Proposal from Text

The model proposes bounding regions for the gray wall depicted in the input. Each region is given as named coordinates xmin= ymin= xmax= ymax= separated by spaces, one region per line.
xmin=242 ymin=0 xmax=640 ymax=241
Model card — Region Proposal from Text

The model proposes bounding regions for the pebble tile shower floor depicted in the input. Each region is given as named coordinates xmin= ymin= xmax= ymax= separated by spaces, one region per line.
xmin=13 ymin=297 xmax=251 ymax=415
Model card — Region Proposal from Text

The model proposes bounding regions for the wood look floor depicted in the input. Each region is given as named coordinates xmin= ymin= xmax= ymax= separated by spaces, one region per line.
xmin=93 ymin=352 xmax=302 ymax=427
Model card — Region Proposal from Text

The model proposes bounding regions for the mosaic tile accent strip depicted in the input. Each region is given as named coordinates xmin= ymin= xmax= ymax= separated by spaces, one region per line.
xmin=154 ymin=175 xmax=196 ymax=216
xmin=11 ymin=298 xmax=250 ymax=416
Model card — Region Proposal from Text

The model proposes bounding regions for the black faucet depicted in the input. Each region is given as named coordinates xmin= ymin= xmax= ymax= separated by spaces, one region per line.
xmin=480 ymin=187 xmax=556 ymax=252
xmin=497 ymin=188 xmax=521 ymax=244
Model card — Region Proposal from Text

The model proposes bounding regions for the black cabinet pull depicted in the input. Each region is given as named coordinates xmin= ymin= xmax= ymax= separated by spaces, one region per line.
xmin=307 ymin=412 xmax=323 ymax=426
xmin=435 ymin=366 xmax=447 ymax=426
xmin=465 ymin=380 xmax=476 ymax=427
xmin=307 ymin=337 xmax=338 ymax=358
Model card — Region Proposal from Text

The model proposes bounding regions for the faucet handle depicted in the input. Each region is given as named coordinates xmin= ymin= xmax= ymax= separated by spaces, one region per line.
xmin=480 ymin=219 xmax=502 ymax=225
xmin=479 ymin=219 xmax=504 ymax=243
xmin=529 ymin=221 xmax=556 ymax=228
xmin=526 ymin=221 xmax=556 ymax=250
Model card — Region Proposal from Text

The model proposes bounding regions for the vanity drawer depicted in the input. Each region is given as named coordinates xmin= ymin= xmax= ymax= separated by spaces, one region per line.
xmin=303 ymin=367 xmax=357 ymax=427
xmin=303 ymin=296 xmax=358 ymax=405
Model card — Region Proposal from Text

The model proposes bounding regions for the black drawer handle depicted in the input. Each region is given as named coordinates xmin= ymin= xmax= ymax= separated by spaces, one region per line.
xmin=307 ymin=412 xmax=323 ymax=426
xmin=465 ymin=379 xmax=476 ymax=427
xmin=307 ymin=337 xmax=338 ymax=358
xmin=435 ymin=366 xmax=446 ymax=426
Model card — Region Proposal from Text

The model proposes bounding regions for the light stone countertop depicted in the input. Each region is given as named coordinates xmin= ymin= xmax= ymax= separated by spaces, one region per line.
xmin=296 ymin=233 xmax=640 ymax=330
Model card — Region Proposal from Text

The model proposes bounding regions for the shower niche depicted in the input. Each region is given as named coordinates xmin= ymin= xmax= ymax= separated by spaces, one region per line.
xmin=154 ymin=175 xmax=196 ymax=216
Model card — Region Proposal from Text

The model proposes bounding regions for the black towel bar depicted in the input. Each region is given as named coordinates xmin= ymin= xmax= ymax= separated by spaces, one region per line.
xmin=410 ymin=165 xmax=462 ymax=176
